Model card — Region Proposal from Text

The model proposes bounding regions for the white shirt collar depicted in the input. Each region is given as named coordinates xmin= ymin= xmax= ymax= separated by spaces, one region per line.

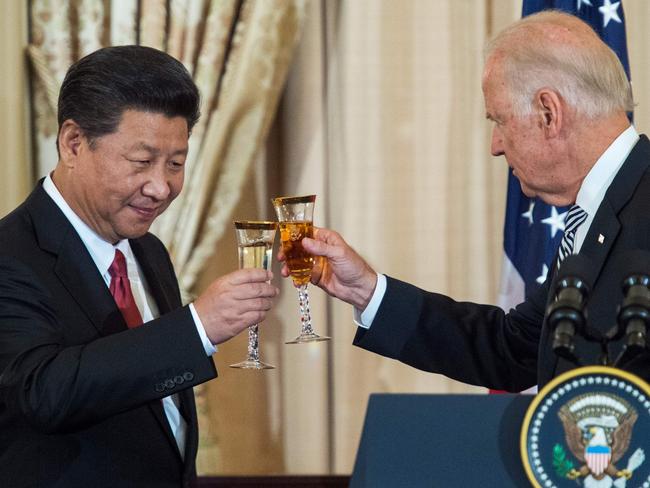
xmin=575 ymin=125 xmax=639 ymax=216
xmin=42 ymin=175 xmax=134 ymax=278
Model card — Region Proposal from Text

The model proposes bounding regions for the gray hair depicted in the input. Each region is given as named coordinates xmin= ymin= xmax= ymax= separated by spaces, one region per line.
xmin=485 ymin=10 xmax=633 ymax=118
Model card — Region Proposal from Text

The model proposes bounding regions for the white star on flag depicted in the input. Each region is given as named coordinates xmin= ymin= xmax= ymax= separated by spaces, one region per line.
xmin=577 ymin=0 xmax=592 ymax=9
xmin=522 ymin=201 xmax=535 ymax=225
xmin=541 ymin=207 xmax=568 ymax=238
xmin=599 ymin=0 xmax=622 ymax=28
xmin=536 ymin=264 xmax=549 ymax=284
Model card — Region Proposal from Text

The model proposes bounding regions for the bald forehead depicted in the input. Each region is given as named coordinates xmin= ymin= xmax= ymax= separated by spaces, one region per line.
xmin=482 ymin=10 xmax=601 ymax=87
xmin=498 ymin=11 xmax=598 ymax=48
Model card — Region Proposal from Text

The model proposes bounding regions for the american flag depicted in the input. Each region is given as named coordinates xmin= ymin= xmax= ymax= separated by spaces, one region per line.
xmin=493 ymin=0 xmax=631 ymax=393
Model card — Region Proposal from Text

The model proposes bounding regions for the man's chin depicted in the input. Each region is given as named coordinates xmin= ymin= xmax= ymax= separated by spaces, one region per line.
xmin=115 ymin=222 xmax=155 ymax=241
xmin=520 ymin=185 xmax=536 ymax=199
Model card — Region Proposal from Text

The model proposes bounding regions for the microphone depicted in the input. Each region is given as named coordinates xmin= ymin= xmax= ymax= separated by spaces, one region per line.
xmin=614 ymin=250 xmax=650 ymax=367
xmin=547 ymin=254 xmax=594 ymax=364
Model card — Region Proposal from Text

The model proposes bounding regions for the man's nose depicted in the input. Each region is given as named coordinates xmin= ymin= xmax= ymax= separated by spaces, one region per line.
xmin=491 ymin=129 xmax=504 ymax=157
xmin=142 ymin=166 xmax=171 ymax=200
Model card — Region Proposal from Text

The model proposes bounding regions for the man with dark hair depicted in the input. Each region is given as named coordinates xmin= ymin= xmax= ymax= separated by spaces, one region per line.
xmin=56 ymin=45 xmax=201 ymax=150
xmin=0 ymin=46 xmax=277 ymax=487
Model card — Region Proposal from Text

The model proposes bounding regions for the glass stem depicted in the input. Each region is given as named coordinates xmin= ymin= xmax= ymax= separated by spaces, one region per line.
xmin=247 ymin=324 xmax=260 ymax=362
xmin=297 ymin=284 xmax=314 ymax=336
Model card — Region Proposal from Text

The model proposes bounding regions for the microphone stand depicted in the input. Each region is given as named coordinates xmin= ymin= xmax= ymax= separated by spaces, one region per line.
xmin=546 ymin=253 xmax=650 ymax=371
xmin=613 ymin=275 xmax=650 ymax=368
xmin=547 ymin=276 xmax=589 ymax=367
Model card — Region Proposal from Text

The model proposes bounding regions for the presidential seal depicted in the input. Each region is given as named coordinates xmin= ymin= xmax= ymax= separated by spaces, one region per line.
xmin=521 ymin=366 xmax=650 ymax=488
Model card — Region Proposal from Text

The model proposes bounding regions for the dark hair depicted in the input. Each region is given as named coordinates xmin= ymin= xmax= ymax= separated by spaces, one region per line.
xmin=57 ymin=45 xmax=200 ymax=150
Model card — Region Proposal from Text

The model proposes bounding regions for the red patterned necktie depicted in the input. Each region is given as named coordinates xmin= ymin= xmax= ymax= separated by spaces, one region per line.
xmin=108 ymin=249 xmax=143 ymax=328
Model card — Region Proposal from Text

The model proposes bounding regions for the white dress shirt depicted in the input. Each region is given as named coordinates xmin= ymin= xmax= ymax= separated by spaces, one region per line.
xmin=43 ymin=175 xmax=217 ymax=458
xmin=573 ymin=125 xmax=639 ymax=253
xmin=356 ymin=125 xmax=640 ymax=329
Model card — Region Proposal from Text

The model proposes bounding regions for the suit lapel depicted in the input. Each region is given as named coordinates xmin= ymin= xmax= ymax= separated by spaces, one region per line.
xmin=129 ymin=238 xmax=176 ymax=314
xmin=130 ymin=237 xmax=198 ymax=466
xmin=55 ymin=233 xmax=131 ymax=335
xmin=578 ymin=199 xmax=620 ymax=283
xmin=579 ymin=135 xmax=650 ymax=286
xmin=27 ymin=183 xmax=129 ymax=336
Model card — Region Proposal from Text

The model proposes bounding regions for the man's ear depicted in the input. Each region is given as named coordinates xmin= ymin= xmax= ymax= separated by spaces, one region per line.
xmin=536 ymin=89 xmax=563 ymax=138
xmin=58 ymin=119 xmax=86 ymax=167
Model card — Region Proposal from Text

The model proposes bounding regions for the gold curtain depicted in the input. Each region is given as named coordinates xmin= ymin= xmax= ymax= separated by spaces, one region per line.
xmin=0 ymin=0 xmax=31 ymax=216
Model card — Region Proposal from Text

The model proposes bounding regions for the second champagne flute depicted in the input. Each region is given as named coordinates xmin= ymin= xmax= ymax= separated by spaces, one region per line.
xmin=230 ymin=220 xmax=277 ymax=369
xmin=272 ymin=195 xmax=330 ymax=344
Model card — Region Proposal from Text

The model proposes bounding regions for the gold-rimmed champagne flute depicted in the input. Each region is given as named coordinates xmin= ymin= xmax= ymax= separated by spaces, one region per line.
xmin=272 ymin=195 xmax=330 ymax=344
xmin=229 ymin=221 xmax=277 ymax=369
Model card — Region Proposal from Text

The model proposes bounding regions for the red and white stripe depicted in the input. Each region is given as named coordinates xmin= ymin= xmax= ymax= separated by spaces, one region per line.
xmin=585 ymin=450 xmax=611 ymax=476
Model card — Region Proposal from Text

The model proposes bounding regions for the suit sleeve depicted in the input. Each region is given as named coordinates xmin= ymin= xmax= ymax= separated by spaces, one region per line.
xmin=0 ymin=255 xmax=217 ymax=434
xmin=353 ymin=276 xmax=548 ymax=392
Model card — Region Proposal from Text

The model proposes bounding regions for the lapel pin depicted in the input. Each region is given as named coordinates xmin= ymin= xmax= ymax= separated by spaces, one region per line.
xmin=598 ymin=234 xmax=605 ymax=244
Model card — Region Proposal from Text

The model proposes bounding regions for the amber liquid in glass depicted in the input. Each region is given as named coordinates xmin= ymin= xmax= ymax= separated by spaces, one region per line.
xmin=279 ymin=221 xmax=314 ymax=286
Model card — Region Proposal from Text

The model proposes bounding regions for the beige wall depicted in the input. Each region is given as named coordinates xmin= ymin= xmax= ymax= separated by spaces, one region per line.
xmin=626 ymin=1 xmax=650 ymax=134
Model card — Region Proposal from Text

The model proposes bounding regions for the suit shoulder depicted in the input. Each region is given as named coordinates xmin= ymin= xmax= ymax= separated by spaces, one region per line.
xmin=130 ymin=232 xmax=177 ymax=274
xmin=133 ymin=232 xmax=170 ymax=256
xmin=0 ymin=201 xmax=40 ymax=255
xmin=0 ymin=199 xmax=33 ymax=233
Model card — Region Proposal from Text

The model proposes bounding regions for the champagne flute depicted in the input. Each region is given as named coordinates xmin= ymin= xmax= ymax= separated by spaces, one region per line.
xmin=272 ymin=195 xmax=330 ymax=344
xmin=230 ymin=221 xmax=277 ymax=369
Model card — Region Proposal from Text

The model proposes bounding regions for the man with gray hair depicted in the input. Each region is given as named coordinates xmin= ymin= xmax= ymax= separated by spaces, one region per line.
xmin=278 ymin=11 xmax=650 ymax=390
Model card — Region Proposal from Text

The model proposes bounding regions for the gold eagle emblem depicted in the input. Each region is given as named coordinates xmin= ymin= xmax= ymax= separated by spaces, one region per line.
xmin=557 ymin=393 xmax=645 ymax=487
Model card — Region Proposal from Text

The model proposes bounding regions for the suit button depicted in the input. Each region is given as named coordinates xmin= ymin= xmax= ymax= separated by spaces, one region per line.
xmin=183 ymin=372 xmax=194 ymax=381
xmin=155 ymin=383 xmax=165 ymax=392
xmin=174 ymin=375 xmax=184 ymax=385
xmin=164 ymin=379 xmax=175 ymax=389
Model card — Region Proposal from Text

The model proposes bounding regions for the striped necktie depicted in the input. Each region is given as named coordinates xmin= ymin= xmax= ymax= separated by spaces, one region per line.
xmin=556 ymin=205 xmax=588 ymax=269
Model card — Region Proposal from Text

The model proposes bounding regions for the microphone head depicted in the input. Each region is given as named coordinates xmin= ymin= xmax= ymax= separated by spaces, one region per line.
xmin=553 ymin=253 xmax=596 ymax=297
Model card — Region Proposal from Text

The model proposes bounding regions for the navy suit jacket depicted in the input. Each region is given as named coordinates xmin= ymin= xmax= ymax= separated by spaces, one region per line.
xmin=354 ymin=135 xmax=650 ymax=392
xmin=0 ymin=183 xmax=218 ymax=487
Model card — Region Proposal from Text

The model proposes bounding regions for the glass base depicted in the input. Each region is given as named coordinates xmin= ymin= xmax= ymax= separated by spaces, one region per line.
xmin=285 ymin=332 xmax=331 ymax=344
xmin=229 ymin=359 xmax=275 ymax=369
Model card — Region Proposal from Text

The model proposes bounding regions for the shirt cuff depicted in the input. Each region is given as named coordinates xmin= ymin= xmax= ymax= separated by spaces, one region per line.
xmin=353 ymin=273 xmax=387 ymax=329
xmin=189 ymin=303 xmax=217 ymax=356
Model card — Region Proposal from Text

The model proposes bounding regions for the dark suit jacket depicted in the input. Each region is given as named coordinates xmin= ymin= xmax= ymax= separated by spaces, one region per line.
xmin=0 ymin=183 xmax=218 ymax=487
xmin=354 ymin=135 xmax=650 ymax=392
